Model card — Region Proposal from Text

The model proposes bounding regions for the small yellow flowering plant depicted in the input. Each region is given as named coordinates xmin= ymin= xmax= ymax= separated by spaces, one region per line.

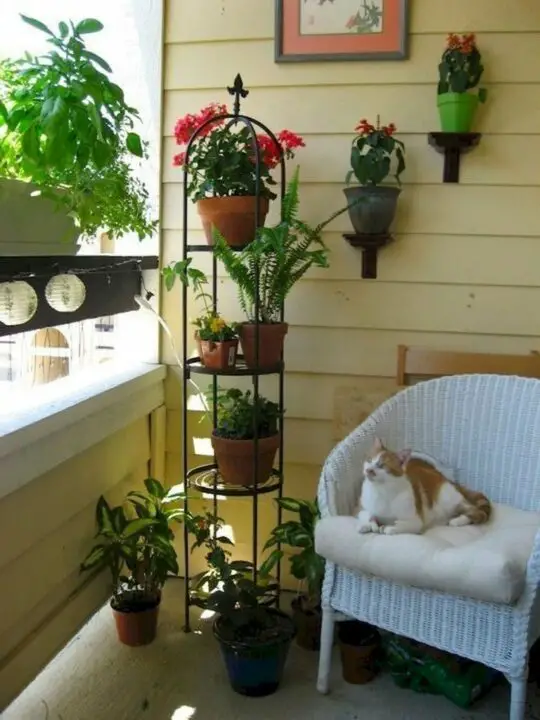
xmin=194 ymin=311 xmax=238 ymax=342
xmin=163 ymin=258 xmax=238 ymax=342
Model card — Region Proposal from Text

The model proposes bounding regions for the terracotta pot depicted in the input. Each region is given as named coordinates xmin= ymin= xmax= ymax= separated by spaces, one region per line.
xmin=197 ymin=196 xmax=269 ymax=248
xmin=291 ymin=597 xmax=321 ymax=651
xmin=112 ymin=596 xmax=160 ymax=647
xmin=239 ymin=323 xmax=288 ymax=369
xmin=338 ymin=620 xmax=380 ymax=684
xmin=199 ymin=338 xmax=238 ymax=370
xmin=211 ymin=432 xmax=280 ymax=486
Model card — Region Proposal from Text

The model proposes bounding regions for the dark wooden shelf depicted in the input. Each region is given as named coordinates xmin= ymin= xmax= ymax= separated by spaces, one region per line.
xmin=343 ymin=233 xmax=392 ymax=279
xmin=428 ymin=132 xmax=481 ymax=183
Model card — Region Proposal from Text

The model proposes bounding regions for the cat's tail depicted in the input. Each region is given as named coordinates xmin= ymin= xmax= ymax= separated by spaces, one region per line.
xmin=452 ymin=485 xmax=492 ymax=525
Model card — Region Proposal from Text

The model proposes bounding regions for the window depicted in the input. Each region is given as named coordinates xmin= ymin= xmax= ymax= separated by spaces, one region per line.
xmin=0 ymin=1 xmax=162 ymax=407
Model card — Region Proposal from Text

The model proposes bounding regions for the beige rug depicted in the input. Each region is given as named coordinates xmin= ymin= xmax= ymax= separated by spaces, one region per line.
xmin=5 ymin=580 xmax=540 ymax=720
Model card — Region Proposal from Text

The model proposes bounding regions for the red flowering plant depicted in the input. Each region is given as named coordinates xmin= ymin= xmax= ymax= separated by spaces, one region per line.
xmin=172 ymin=103 xmax=305 ymax=201
xmin=438 ymin=33 xmax=487 ymax=102
xmin=346 ymin=116 xmax=406 ymax=187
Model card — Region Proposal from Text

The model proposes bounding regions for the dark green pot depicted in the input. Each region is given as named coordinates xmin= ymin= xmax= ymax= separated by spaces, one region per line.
xmin=344 ymin=185 xmax=400 ymax=235
xmin=437 ymin=92 xmax=479 ymax=132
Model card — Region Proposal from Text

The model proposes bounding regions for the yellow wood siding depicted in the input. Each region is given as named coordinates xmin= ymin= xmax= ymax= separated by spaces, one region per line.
xmin=162 ymin=0 xmax=540 ymax=581
xmin=0 ymin=419 xmax=153 ymax=709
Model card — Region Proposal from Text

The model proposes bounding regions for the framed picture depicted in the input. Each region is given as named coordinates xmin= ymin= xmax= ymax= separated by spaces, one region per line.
xmin=275 ymin=0 xmax=409 ymax=63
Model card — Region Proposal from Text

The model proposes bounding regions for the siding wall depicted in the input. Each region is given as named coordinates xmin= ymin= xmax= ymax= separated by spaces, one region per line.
xmin=0 ymin=403 xmax=164 ymax=709
xmin=162 ymin=1 xmax=540 ymax=578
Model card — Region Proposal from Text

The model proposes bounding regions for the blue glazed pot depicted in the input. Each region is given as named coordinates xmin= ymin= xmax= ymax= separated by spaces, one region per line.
xmin=213 ymin=608 xmax=296 ymax=697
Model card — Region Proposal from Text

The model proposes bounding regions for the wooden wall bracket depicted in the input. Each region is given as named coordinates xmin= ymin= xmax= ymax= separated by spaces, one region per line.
xmin=428 ymin=132 xmax=481 ymax=183
xmin=343 ymin=233 xmax=392 ymax=279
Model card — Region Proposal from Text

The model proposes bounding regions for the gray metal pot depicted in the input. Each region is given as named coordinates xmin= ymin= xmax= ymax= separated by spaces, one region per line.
xmin=0 ymin=178 xmax=81 ymax=256
xmin=344 ymin=185 xmax=401 ymax=235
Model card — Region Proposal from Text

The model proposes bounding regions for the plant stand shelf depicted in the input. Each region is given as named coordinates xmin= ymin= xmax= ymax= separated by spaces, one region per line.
xmin=343 ymin=233 xmax=392 ymax=279
xmin=180 ymin=76 xmax=286 ymax=634
xmin=428 ymin=132 xmax=481 ymax=183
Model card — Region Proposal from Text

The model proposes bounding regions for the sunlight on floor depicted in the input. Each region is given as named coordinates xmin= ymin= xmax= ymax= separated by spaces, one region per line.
xmin=171 ymin=706 xmax=196 ymax=720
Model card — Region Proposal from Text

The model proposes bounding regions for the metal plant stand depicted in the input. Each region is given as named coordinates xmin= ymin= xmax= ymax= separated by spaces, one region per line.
xmin=181 ymin=75 xmax=285 ymax=632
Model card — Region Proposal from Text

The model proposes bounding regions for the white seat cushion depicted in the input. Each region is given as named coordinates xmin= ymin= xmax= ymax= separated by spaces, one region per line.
xmin=315 ymin=503 xmax=540 ymax=605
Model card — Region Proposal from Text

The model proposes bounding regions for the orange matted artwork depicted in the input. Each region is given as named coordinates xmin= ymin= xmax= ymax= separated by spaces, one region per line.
xmin=275 ymin=0 xmax=409 ymax=62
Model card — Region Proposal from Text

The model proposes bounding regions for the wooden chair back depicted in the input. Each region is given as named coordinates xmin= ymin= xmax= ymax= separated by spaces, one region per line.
xmin=396 ymin=345 xmax=540 ymax=386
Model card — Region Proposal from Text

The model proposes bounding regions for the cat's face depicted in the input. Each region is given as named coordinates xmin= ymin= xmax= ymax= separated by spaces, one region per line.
xmin=363 ymin=437 xmax=411 ymax=484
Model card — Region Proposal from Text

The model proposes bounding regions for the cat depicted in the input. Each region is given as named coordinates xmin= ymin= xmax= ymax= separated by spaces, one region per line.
xmin=357 ymin=437 xmax=491 ymax=536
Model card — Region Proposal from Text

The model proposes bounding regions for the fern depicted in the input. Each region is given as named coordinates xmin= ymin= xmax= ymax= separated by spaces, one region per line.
xmin=212 ymin=167 xmax=350 ymax=323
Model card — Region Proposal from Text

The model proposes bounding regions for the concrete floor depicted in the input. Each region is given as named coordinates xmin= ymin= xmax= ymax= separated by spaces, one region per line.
xmin=5 ymin=580 xmax=540 ymax=720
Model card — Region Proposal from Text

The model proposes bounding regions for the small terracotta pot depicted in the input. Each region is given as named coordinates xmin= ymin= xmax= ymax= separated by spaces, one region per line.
xmin=239 ymin=323 xmax=288 ymax=369
xmin=199 ymin=338 xmax=238 ymax=370
xmin=112 ymin=597 xmax=160 ymax=647
xmin=197 ymin=196 xmax=269 ymax=248
xmin=291 ymin=597 xmax=321 ymax=651
xmin=338 ymin=620 xmax=380 ymax=685
xmin=211 ymin=432 xmax=280 ymax=486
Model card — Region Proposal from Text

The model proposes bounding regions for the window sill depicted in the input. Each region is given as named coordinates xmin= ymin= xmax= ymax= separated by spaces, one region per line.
xmin=0 ymin=362 xmax=166 ymax=500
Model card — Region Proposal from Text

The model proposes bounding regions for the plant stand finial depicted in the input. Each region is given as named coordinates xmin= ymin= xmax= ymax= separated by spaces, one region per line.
xmin=227 ymin=74 xmax=249 ymax=116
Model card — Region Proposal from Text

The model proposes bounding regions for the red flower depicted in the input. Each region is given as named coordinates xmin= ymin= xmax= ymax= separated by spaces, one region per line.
xmin=383 ymin=122 xmax=397 ymax=136
xmin=446 ymin=33 xmax=461 ymax=49
xmin=277 ymin=129 xmax=305 ymax=151
xmin=172 ymin=152 xmax=186 ymax=167
xmin=173 ymin=103 xmax=228 ymax=145
xmin=355 ymin=119 xmax=375 ymax=136
xmin=255 ymin=134 xmax=281 ymax=169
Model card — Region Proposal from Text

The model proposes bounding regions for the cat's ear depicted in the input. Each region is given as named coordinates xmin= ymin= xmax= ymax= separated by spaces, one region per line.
xmin=396 ymin=448 xmax=412 ymax=467
xmin=373 ymin=436 xmax=384 ymax=451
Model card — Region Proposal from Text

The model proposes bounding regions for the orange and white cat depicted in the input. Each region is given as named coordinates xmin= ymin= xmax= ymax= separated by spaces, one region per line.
xmin=358 ymin=437 xmax=491 ymax=536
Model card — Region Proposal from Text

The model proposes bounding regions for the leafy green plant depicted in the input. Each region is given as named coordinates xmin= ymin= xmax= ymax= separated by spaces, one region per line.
xmin=80 ymin=478 xmax=184 ymax=611
xmin=438 ymin=33 xmax=487 ymax=101
xmin=186 ymin=509 xmax=278 ymax=637
xmin=347 ymin=116 xmax=406 ymax=187
xmin=212 ymin=167 xmax=348 ymax=323
xmin=210 ymin=387 xmax=280 ymax=440
xmin=162 ymin=257 xmax=238 ymax=342
xmin=0 ymin=14 xmax=156 ymax=240
xmin=261 ymin=497 xmax=324 ymax=610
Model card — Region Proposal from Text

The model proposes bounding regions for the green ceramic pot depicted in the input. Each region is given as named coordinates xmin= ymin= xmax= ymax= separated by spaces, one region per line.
xmin=437 ymin=92 xmax=479 ymax=133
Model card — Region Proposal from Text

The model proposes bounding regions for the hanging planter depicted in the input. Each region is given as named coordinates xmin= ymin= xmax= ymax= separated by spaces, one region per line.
xmin=172 ymin=103 xmax=304 ymax=247
xmin=344 ymin=116 xmax=406 ymax=237
xmin=437 ymin=33 xmax=487 ymax=132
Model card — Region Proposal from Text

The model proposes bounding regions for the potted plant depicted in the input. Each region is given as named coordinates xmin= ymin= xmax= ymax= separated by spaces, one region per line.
xmin=210 ymin=387 xmax=281 ymax=487
xmin=437 ymin=33 xmax=487 ymax=133
xmin=213 ymin=166 xmax=348 ymax=368
xmin=163 ymin=257 xmax=239 ymax=370
xmin=262 ymin=497 xmax=325 ymax=651
xmin=0 ymin=14 xmax=156 ymax=255
xmin=337 ymin=620 xmax=381 ymax=685
xmin=185 ymin=508 xmax=296 ymax=696
xmin=80 ymin=478 xmax=183 ymax=646
xmin=344 ymin=116 xmax=406 ymax=236
xmin=172 ymin=101 xmax=304 ymax=247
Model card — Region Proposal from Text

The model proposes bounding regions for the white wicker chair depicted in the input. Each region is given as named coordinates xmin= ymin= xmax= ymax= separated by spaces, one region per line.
xmin=315 ymin=374 xmax=540 ymax=720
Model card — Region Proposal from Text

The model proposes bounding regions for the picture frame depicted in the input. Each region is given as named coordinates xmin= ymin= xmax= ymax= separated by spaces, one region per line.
xmin=275 ymin=0 xmax=410 ymax=63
